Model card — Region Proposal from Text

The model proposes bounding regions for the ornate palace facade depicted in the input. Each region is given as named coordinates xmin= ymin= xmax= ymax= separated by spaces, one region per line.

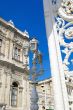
xmin=0 ymin=18 xmax=30 ymax=110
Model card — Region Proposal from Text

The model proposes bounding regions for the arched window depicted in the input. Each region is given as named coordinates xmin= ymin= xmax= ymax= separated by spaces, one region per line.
xmin=11 ymin=82 xmax=18 ymax=107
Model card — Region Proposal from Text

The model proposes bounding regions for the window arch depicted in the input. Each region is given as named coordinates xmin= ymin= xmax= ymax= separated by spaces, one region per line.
xmin=11 ymin=82 xmax=18 ymax=107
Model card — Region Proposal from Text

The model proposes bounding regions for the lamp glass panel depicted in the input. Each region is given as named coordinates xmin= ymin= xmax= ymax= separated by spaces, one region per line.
xmin=31 ymin=43 xmax=36 ymax=51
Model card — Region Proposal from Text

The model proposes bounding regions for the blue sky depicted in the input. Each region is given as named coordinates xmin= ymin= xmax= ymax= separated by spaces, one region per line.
xmin=0 ymin=0 xmax=51 ymax=80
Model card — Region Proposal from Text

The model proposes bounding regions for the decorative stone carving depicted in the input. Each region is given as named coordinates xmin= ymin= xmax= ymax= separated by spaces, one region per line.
xmin=58 ymin=0 xmax=73 ymax=21
xmin=56 ymin=17 xmax=73 ymax=70
xmin=61 ymin=0 xmax=73 ymax=15
xmin=65 ymin=27 xmax=73 ymax=39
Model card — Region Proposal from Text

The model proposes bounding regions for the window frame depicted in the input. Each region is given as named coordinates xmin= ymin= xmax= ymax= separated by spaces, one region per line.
xmin=11 ymin=82 xmax=18 ymax=107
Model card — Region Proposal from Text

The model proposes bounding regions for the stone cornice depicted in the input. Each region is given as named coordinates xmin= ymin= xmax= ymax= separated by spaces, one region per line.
xmin=0 ymin=60 xmax=28 ymax=74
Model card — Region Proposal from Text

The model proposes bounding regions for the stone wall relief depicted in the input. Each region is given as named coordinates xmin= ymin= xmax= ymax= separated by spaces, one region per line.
xmin=56 ymin=17 xmax=73 ymax=71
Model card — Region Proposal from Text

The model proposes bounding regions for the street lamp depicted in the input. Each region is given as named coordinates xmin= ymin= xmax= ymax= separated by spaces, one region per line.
xmin=23 ymin=38 xmax=43 ymax=110
xmin=30 ymin=38 xmax=38 ymax=52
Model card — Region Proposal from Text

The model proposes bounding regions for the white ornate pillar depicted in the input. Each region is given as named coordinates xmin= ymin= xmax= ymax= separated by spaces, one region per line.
xmin=43 ymin=0 xmax=69 ymax=110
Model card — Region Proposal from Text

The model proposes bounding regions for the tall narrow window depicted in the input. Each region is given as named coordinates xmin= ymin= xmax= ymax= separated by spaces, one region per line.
xmin=14 ymin=47 xmax=18 ymax=59
xmin=14 ymin=47 xmax=21 ymax=61
xmin=18 ymin=49 xmax=20 ymax=60
xmin=11 ymin=82 xmax=18 ymax=107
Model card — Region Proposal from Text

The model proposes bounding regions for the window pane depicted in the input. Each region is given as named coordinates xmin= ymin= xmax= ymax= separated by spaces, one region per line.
xmin=11 ymin=87 xmax=18 ymax=106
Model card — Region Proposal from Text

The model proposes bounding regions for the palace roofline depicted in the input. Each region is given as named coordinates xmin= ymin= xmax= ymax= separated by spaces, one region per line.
xmin=0 ymin=17 xmax=30 ymax=40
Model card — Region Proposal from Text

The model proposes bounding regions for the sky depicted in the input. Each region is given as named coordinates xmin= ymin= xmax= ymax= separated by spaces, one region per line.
xmin=0 ymin=0 xmax=51 ymax=80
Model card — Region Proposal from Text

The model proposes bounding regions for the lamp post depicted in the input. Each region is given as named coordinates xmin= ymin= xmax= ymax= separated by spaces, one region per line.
xmin=23 ymin=38 xmax=43 ymax=110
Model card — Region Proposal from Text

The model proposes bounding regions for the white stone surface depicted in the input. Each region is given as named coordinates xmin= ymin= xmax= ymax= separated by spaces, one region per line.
xmin=43 ymin=0 xmax=69 ymax=110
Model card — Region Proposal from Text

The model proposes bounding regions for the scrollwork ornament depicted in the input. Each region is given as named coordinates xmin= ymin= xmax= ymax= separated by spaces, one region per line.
xmin=65 ymin=27 xmax=73 ymax=39
xmin=56 ymin=17 xmax=73 ymax=70
xmin=61 ymin=0 xmax=73 ymax=15
xmin=58 ymin=0 xmax=73 ymax=21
